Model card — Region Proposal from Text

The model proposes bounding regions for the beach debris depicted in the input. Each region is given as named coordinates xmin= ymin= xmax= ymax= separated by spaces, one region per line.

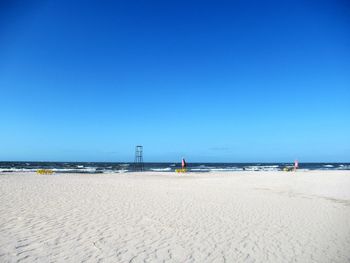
xmin=36 ymin=169 xmax=54 ymax=175
xmin=283 ymin=167 xmax=294 ymax=172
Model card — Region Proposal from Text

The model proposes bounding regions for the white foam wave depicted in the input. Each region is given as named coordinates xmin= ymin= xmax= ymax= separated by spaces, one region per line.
xmin=190 ymin=165 xmax=215 ymax=171
xmin=336 ymin=165 xmax=350 ymax=170
xmin=0 ymin=167 xmax=101 ymax=173
xmin=190 ymin=168 xmax=210 ymax=172
xmin=102 ymin=169 xmax=129 ymax=173
xmin=191 ymin=167 xmax=244 ymax=172
xmin=0 ymin=168 xmax=38 ymax=172
xmin=209 ymin=168 xmax=244 ymax=172
xmin=52 ymin=168 xmax=97 ymax=173
xmin=244 ymin=166 xmax=280 ymax=171
xmin=150 ymin=168 xmax=172 ymax=172
xmin=323 ymin=165 xmax=334 ymax=168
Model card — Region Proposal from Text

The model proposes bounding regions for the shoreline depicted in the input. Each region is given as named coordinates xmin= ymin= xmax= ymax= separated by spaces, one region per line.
xmin=1 ymin=169 xmax=350 ymax=174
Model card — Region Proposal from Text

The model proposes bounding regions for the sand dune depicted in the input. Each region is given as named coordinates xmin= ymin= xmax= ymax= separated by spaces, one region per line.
xmin=0 ymin=171 xmax=350 ymax=262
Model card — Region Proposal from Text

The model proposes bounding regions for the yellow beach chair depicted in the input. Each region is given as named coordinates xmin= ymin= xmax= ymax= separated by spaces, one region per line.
xmin=36 ymin=169 xmax=54 ymax=175
xmin=175 ymin=169 xmax=187 ymax=173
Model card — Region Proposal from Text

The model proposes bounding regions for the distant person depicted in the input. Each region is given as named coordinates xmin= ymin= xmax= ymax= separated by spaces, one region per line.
xmin=182 ymin=158 xmax=187 ymax=170
xmin=294 ymin=160 xmax=299 ymax=171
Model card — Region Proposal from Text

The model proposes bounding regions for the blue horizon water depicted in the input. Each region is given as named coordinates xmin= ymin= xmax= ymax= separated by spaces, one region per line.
xmin=0 ymin=1 xmax=349 ymax=162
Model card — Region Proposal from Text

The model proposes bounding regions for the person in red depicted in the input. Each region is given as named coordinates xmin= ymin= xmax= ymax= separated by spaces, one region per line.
xmin=182 ymin=158 xmax=187 ymax=170
xmin=294 ymin=160 xmax=299 ymax=171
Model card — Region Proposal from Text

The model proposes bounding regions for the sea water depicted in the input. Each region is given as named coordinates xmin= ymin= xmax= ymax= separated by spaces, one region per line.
xmin=0 ymin=162 xmax=349 ymax=173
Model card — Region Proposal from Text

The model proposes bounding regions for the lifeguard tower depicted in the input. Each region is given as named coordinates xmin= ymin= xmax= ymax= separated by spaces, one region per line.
xmin=134 ymin=145 xmax=144 ymax=171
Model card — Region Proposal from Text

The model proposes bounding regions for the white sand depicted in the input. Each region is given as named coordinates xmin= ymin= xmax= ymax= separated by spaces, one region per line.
xmin=0 ymin=171 xmax=350 ymax=262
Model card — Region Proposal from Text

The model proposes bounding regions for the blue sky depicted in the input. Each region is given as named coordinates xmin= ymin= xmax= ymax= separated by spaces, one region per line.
xmin=0 ymin=0 xmax=349 ymax=162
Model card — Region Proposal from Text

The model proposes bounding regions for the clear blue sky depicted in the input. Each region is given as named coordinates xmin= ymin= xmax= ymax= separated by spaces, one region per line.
xmin=0 ymin=0 xmax=349 ymax=162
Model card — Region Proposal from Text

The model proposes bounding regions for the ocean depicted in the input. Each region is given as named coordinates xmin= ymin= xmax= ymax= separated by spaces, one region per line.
xmin=0 ymin=162 xmax=349 ymax=173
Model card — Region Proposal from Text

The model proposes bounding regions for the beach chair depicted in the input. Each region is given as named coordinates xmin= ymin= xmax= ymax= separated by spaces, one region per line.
xmin=175 ymin=169 xmax=187 ymax=173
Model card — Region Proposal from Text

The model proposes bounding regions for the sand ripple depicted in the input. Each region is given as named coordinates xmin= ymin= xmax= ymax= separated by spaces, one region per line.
xmin=0 ymin=171 xmax=350 ymax=262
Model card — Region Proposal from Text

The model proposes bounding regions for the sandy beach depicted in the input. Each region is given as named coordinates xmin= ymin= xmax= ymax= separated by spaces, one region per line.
xmin=0 ymin=171 xmax=349 ymax=262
